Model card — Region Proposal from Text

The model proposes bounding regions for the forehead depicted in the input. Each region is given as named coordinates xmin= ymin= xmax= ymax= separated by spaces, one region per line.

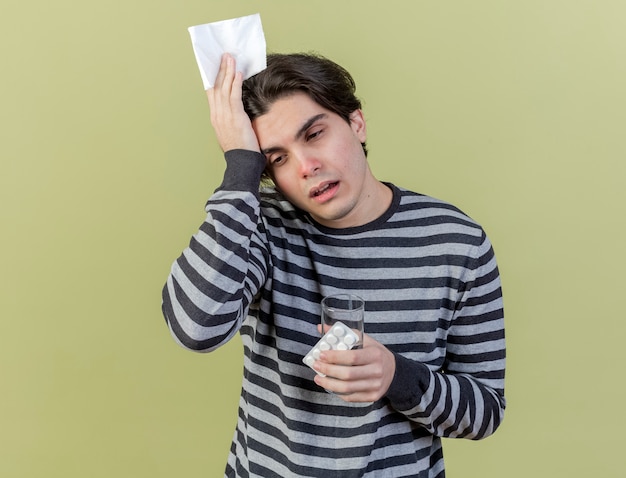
xmin=252 ymin=93 xmax=331 ymax=140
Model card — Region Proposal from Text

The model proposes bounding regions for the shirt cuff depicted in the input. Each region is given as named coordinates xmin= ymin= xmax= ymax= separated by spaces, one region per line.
xmin=385 ymin=353 xmax=432 ymax=411
xmin=215 ymin=149 xmax=266 ymax=197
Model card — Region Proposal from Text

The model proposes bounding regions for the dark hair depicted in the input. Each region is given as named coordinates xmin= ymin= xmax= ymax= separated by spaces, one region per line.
xmin=242 ymin=53 xmax=367 ymax=156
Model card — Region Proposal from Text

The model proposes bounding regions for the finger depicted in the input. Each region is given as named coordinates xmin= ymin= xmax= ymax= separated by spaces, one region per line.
xmin=319 ymin=346 xmax=371 ymax=367
xmin=313 ymin=358 xmax=367 ymax=380
xmin=207 ymin=56 xmax=238 ymax=124
xmin=319 ymin=332 xmax=377 ymax=365
xmin=314 ymin=364 xmax=392 ymax=400
xmin=313 ymin=374 xmax=380 ymax=401
xmin=316 ymin=347 xmax=390 ymax=380
xmin=212 ymin=53 xmax=231 ymax=90
xmin=223 ymin=53 xmax=237 ymax=89
xmin=231 ymin=70 xmax=244 ymax=102
xmin=207 ymin=54 xmax=229 ymax=109
xmin=317 ymin=324 xmax=334 ymax=335
xmin=211 ymin=54 xmax=237 ymax=112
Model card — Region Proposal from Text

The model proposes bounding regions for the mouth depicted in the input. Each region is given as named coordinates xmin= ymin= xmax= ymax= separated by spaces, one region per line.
xmin=310 ymin=181 xmax=339 ymax=200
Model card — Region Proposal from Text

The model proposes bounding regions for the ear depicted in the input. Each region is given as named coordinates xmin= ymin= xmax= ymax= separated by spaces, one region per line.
xmin=349 ymin=109 xmax=367 ymax=143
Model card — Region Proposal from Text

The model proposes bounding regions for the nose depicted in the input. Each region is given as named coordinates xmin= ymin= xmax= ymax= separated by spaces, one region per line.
xmin=296 ymin=151 xmax=322 ymax=178
xmin=297 ymin=153 xmax=322 ymax=178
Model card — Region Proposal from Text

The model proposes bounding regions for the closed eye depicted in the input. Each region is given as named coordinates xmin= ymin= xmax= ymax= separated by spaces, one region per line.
xmin=306 ymin=129 xmax=323 ymax=142
xmin=268 ymin=153 xmax=287 ymax=166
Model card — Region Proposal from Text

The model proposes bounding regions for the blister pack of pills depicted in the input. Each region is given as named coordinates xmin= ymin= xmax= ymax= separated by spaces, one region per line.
xmin=302 ymin=321 xmax=360 ymax=376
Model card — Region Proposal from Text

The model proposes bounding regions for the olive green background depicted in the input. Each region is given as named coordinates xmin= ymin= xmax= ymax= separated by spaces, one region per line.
xmin=2 ymin=1 xmax=624 ymax=476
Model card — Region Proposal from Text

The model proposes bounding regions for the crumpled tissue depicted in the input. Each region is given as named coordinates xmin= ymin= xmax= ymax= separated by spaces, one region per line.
xmin=188 ymin=13 xmax=267 ymax=89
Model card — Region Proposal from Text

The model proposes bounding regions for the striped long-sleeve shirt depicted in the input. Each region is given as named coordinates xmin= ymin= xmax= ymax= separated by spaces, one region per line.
xmin=162 ymin=150 xmax=506 ymax=478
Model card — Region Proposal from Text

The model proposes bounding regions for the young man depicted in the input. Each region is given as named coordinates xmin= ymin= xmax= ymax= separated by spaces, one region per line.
xmin=162 ymin=53 xmax=506 ymax=477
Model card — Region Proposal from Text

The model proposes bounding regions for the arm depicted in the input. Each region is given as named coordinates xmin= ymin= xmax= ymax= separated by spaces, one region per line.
xmin=386 ymin=239 xmax=505 ymax=439
xmin=162 ymin=151 xmax=269 ymax=352
xmin=314 ymin=232 xmax=506 ymax=440
xmin=162 ymin=55 xmax=269 ymax=352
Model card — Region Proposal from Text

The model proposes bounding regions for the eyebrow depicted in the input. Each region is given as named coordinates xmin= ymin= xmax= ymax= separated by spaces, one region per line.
xmin=261 ymin=113 xmax=328 ymax=156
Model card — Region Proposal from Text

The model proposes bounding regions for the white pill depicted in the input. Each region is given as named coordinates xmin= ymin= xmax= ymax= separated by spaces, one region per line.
xmin=319 ymin=341 xmax=331 ymax=351
xmin=312 ymin=348 xmax=321 ymax=359
xmin=336 ymin=342 xmax=348 ymax=350
xmin=344 ymin=335 xmax=356 ymax=346
xmin=304 ymin=356 xmax=315 ymax=366
xmin=326 ymin=334 xmax=338 ymax=345
xmin=332 ymin=326 xmax=345 ymax=337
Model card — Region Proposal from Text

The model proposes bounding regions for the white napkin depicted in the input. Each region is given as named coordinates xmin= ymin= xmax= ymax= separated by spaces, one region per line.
xmin=188 ymin=13 xmax=267 ymax=89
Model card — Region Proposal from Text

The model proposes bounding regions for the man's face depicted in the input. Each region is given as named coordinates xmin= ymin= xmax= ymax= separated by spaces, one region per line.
xmin=252 ymin=92 xmax=381 ymax=229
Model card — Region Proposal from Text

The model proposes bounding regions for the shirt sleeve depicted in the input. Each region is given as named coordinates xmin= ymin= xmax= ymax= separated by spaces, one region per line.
xmin=385 ymin=230 xmax=506 ymax=440
xmin=161 ymin=150 xmax=270 ymax=352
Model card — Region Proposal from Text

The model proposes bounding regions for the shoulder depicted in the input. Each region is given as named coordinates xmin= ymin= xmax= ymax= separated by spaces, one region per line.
xmin=258 ymin=186 xmax=310 ymax=228
xmin=259 ymin=186 xmax=295 ymax=214
xmin=394 ymin=186 xmax=479 ymax=224
xmin=390 ymin=185 xmax=488 ymax=246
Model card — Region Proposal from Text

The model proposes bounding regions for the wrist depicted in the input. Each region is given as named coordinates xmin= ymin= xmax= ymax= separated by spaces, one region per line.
xmin=215 ymin=150 xmax=266 ymax=196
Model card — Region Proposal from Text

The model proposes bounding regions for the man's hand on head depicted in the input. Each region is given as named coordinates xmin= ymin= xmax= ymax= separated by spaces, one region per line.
xmin=206 ymin=53 xmax=261 ymax=154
